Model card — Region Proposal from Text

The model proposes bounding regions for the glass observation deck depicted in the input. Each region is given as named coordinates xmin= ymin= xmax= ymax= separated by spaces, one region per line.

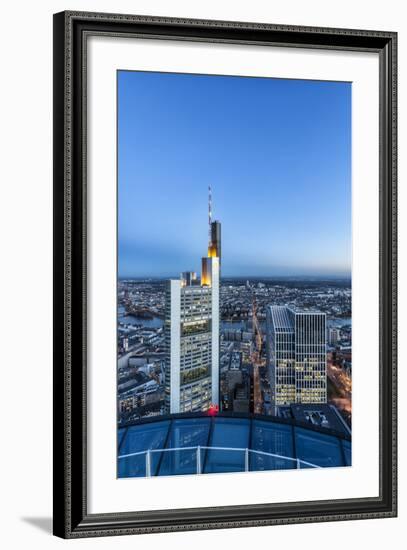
xmin=118 ymin=413 xmax=351 ymax=478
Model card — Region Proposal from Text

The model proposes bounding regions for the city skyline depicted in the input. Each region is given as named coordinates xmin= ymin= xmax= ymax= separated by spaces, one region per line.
xmin=118 ymin=71 xmax=351 ymax=279
xmin=117 ymin=72 xmax=352 ymax=478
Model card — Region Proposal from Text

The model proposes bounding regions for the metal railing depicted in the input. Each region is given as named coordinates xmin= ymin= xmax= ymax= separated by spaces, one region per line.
xmin=118 ymin=445 xmax=320 ymax=476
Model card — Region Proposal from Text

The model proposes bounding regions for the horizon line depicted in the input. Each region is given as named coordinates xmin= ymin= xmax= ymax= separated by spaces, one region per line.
xmin=118 ymin=274 xmax=351 ymax=280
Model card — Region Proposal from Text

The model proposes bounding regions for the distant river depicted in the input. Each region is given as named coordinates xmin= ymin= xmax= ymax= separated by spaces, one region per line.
xmin=118 ymin=314 xmax=164 ymax=329
xmin=119 ymin=316 xmax=253 ymax=332
xmin=221 ymin=320 xmax=268 ymax=332
xmin=118 ymin=313 xmax=349 ymax=332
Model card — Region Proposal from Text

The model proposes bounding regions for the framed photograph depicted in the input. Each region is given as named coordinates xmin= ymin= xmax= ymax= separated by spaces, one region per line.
xmin=53 ymin=11 xmax=397 ymax=538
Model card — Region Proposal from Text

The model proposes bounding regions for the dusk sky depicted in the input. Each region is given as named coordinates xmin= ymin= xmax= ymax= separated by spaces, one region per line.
xmin=118 ymin=70 xmax=351 ymax=278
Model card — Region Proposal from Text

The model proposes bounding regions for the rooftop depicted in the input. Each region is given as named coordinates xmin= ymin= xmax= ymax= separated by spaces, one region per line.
xmin=118 ymin=412 xmax=351 ymax=478
xmin=267 ymin=305 xmax=294 ymax=331
xmin=267 ymin=305 xmax=325 ymax=333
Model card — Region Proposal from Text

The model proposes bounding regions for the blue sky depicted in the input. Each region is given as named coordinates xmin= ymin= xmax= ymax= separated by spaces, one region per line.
xmin=118 ymin=71 xmax=351 ymax=278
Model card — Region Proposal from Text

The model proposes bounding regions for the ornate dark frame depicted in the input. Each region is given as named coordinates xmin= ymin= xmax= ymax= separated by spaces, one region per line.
xmin=53 ymin=10 xmax=397 ymax=539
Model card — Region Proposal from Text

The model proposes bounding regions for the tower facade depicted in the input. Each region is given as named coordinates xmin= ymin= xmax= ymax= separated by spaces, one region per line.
xmin=266 ymin=306 xmax=327 ymax=413
xmin=208 ymin=221 xmax=221 ymax=264
xmin=164 ymin=189 xmax=221 ymax=414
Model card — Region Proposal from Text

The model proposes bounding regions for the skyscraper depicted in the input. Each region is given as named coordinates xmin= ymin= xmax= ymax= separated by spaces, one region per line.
xmin=164 ymin=189 xmax=221 ymax=414
xmin=266 ymin=306 xmax=327 ymax=414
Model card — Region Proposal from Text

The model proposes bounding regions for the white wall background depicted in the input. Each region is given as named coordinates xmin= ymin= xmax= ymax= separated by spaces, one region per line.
xmin=0 ymin=0 xmax=404 ymax=548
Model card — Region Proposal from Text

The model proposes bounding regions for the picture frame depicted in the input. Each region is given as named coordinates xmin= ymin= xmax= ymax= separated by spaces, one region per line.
xmin=53 ymin=10 xmax=397 ymax=538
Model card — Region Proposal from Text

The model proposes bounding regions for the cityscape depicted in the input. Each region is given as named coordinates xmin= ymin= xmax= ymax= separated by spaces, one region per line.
xmin=117 ymin=189 xmax=352 ymax=477
xmin=117 ymin=71 xmax=351 ymax=478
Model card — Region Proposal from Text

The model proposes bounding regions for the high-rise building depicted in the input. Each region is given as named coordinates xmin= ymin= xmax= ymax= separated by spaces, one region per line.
xmin=164 ymin=189 xmax=221 ymax=414
xmin=266 ymin=306 xmax=327 ymax=414
xmin=328 ymin=327 xmax=341 ymax=347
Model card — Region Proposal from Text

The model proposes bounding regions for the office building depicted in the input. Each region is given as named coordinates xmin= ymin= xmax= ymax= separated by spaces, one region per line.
xmin=266 ymin=306 xmax=327 ymax=413
xmin=328 ymin=327 xmax=341 ymax=347
xmin=164 ymin=188 xmax=220 ymax=414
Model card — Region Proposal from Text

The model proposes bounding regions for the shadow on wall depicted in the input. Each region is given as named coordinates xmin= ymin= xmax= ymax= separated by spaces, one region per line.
xmin=21 ymin=517 xmax=52 ymax=535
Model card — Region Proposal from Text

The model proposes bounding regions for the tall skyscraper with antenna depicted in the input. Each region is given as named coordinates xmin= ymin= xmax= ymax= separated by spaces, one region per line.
xmin=164 ymin=188 xmax=221 ymax=414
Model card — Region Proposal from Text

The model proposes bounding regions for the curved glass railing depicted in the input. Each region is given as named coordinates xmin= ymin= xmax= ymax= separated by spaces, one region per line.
xmin=118 ymin=445 xmax=320 ymax=477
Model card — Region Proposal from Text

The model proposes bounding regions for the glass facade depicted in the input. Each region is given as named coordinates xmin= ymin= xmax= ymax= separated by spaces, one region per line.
xmin=159 ymin=417 xmax=211 ymax=476
xmin=293 ymin=311 xmax=327 ymax=403
xmin=164 ymin=285 xmax=214 ymax=413
xmin=251 ymin=420 xmax=294 ymax=470
xmin=205 ymin=417 xmax=250 ymax=473
xmin=118 ymin=420 xmax=171 ymax=478
xmin=266 ymin=310 xmax=296 ymax=407
xmin=266 ymin=306 xmax=327 ymax=411
xmin=118 ymin=414 xmax=351 ymax=478
xmin=294 ymin=427 xmax=344 ymax=468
